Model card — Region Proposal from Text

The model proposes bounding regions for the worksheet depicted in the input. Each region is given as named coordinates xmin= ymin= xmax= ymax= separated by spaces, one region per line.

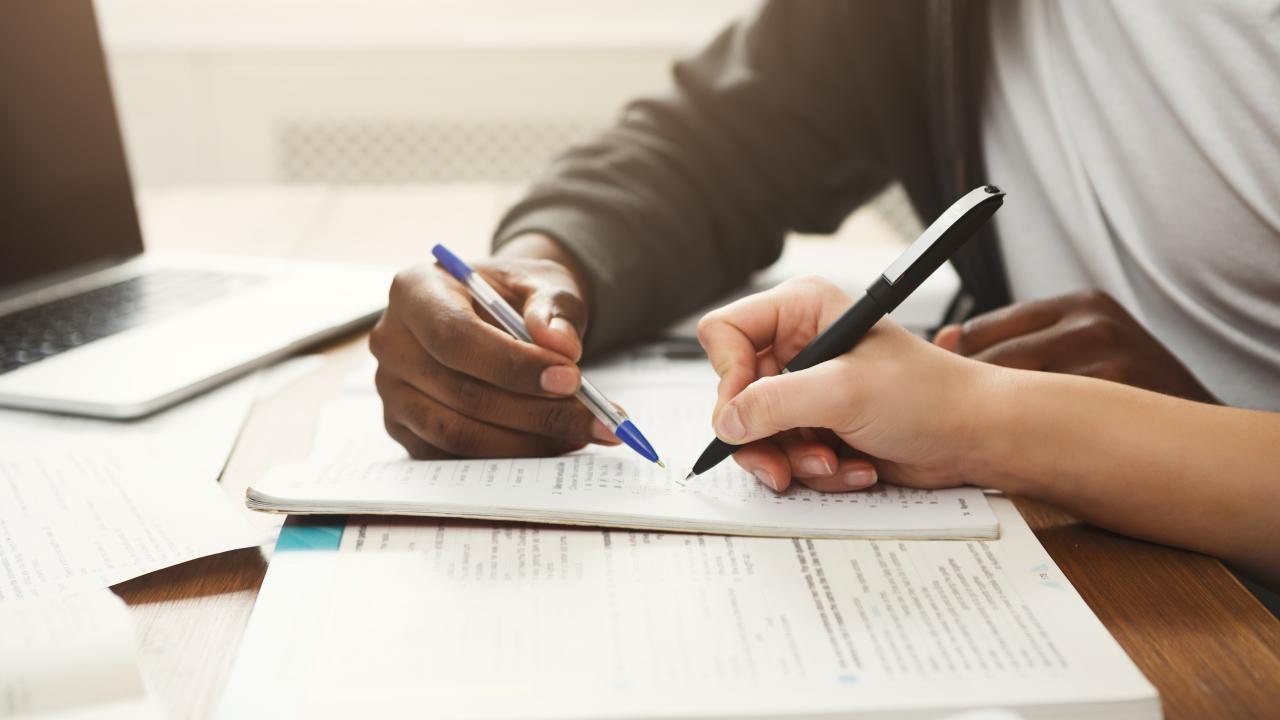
xmin=0 ymin=590 xmax=162 ymax=719
xmin=0 ymin=359 xmax=321 ymax=600
xmin=217 ymin=497 xmax=1158 ymax=719
xmin=0 ymin=442 xmax=258 ymax=600
xmin=252 ymin=360 xmax=997 ymax=539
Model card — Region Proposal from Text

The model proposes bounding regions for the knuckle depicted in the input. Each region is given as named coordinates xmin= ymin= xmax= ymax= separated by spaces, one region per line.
xmin=373 ymin=368 xmax=392 ymax=395
xmin=367 ymin=319 xmax=391 ymax=358
xmin=430 ymin=414 xmax=477 ymax=456
xmin=389 ymin=267 xmax=425 ymax=303
xmin=427 ymin=310 xmax=473 ymax=367
xmin=747 ymin=378 xmax=783 ymax=431
xmin=400 ymin=397 xmax=431 ymax=436
xmin=495 ymin=349 xmax=531 ymax=390
xmin=540 ymin=402 xmax=585 ymax=436
xmin=696 ymin=315 xmax=714 ymax=344
xmin=697 ymin=310 xmax=728 ymax=346
xmin=1077 ymin=316 xmax=1120 ymax=345
xmin=1077 ymin=289 xmax=1115 ymax=310
xmin=545 ymin=288 xmax=586 ymax=320
xmin=451 ymin=374 xmax=489 ymax=413
xmin=787 ymin=275 xmax=840 ymax=301
xmin=959 ymin=313 xmax=990 ymax=338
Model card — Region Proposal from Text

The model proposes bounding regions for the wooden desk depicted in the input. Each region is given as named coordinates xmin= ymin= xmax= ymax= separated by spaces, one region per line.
xmin=119 ymin=186 xmax=1280 ymax=719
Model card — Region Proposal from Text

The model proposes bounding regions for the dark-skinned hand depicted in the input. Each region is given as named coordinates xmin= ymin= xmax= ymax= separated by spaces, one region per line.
xmin=369 ymin=235 xmax=620 ymax=459
xmin=934 ymin=290 xmax=1216 ymax=403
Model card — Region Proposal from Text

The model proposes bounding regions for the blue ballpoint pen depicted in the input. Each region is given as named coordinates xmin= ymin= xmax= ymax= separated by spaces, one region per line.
xmin=431 ymin=244 xmax=665 ymax=468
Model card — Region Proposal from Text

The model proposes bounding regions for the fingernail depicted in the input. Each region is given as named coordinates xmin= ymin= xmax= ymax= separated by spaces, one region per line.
xmin=750 ymin=467 xmax=778 ymax=492
xmin=716 ymin=405 xmax=746 ymax=443
xmin=840 ymin=467 xmax=877 ymax=489
xmin=540 ymin=366 xmax=579 ymax=395
xmin=590 ymin=419 xmax=618 ymax=444
xmin=799 ymin=455 xmax=834 ymax=476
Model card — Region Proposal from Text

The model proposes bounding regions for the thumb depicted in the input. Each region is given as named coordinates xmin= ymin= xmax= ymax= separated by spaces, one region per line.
xmin=480 ymin=261 xmax=588 ymax=362
xmin=713 ymin=363 xmax=852 ymax=445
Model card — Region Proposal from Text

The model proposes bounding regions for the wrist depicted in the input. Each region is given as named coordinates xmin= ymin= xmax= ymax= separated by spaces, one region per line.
xmin=955 ymin=363 xmax=1039 ymax=496
xmin=496 ymin=232 xmax=593 ymax=310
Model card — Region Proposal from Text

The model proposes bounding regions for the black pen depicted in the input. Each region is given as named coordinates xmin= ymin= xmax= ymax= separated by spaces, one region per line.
xmin=685 ymin=185 xmax=1006 ymax=480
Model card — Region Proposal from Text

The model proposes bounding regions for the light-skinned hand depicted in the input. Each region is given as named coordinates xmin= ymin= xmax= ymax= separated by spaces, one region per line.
xmin=697 ymin=276 xmax=996 ymax=493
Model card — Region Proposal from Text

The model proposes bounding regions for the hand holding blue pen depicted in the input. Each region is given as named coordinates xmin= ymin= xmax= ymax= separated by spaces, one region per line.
xmin=431 ymin=244 xmax=665 ymax=467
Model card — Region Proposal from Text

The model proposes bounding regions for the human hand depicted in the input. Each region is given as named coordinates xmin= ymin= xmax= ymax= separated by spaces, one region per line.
xmin=697 ymin=277 xmax=996 ymax=493
xmin=370 ymin=236 xmax=618 ymax=459
xmin=933 ymin=290 xmax=1216 ymax=403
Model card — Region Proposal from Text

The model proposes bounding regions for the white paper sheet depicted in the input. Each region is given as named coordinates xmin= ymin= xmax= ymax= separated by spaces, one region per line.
xmin=0 ymin=442 xmax=258 ymax=600
xmin=255 ymin=360 xmax=997 ymax=539
xmin=0 ymin=366 xmax=295 ymax=600
xmin=217 ymin=497 xmax=1158 ymax=719
xmin=0 ymin=590 xmax=163 ymax=719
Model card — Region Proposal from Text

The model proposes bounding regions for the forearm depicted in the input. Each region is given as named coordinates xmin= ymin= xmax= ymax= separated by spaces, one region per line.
xmin=976 ymin=368 xmax=1280 ymax=585
xmin=493 ymin=1 xmax=927 ymax=355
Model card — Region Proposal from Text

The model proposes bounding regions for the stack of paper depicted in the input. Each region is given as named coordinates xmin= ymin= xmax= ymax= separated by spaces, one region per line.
xmin=217 ymin=497 xmax=1159 ymax=719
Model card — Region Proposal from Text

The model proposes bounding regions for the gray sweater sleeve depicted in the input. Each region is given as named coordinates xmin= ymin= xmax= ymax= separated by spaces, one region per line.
xmin=492 ymin=1 xmax=929 ymax=355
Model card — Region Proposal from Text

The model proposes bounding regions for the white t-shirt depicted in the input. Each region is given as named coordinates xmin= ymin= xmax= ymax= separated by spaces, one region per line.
xmin=982 ymin=0 xmax=1280 ymax=409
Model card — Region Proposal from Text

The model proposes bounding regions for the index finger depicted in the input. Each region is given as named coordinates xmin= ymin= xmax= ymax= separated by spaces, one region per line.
xmin=697 ymin=277 xmax=850 ymax=413
xmin=955 ymin=297 xmax=1065 ymax=356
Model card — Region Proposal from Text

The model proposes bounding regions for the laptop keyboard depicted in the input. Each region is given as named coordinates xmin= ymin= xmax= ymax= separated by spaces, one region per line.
xmin=0 ymin=269 xmax=259 ymax=375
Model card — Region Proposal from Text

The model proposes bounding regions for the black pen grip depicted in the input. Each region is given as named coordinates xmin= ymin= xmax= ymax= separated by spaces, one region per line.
xmin=784 ymin=290 xmax=888 ymax=372
xmin=687 ymin=187 xmax=1004 ymax=479
xmin=689 ymin=292 xmax=887 ymax=476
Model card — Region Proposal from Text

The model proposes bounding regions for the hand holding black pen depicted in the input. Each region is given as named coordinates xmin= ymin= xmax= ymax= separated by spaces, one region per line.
xmin=685 ymin=186 xmax=1006 ymax=480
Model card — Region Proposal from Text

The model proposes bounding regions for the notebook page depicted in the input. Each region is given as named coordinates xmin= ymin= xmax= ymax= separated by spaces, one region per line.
xmin=217 ymin=497 xmax=1158 ymax=719
xmin=253 ymin=361 xmax=997 ymax=539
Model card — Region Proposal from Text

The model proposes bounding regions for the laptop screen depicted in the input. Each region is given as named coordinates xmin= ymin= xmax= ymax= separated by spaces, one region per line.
xmin=0 ymin=1 xmax=144 ymax=294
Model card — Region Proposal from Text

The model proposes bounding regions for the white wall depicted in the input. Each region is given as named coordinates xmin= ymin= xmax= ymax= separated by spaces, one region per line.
xmin=94 ymin=0 xmax=756 ymax=187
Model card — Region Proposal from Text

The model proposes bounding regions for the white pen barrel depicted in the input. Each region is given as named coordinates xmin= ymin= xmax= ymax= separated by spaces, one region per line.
xmin=576 ymin=377 xmax=627 ymax=429
xmin=466 ymin=275 xmax=532 ymax=343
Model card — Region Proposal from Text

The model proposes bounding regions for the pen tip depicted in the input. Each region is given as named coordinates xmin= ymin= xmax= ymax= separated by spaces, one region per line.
xmin=684 ymin=471 xmax=696 ymax=480
xmin=655 ymin=460 xmax=667 ymax=469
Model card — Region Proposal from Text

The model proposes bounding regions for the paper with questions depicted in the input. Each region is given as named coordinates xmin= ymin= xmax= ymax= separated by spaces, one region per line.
xmin=252 ymin=359 xmax=997 ymax=539
xmin=217 ymin=496 xmax=1157 ymax=719
xmin=0 ymin=590 xmax=163 ymax=719
xmin=0 ymin=442 xmax=258 ymax=600
xmin=0 ymin=362 xmax=324 ymax=599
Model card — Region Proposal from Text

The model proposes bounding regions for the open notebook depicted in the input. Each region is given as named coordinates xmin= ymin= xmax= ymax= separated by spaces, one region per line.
xmin=248 ymin=358 xmax=999 ymax=540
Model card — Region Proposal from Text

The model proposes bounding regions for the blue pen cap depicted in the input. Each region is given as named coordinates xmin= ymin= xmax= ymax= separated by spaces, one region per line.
xmin=613 ymin=420 xmax=660 ymax=464
xmin=432 ymin=244 xmax=473 ymax=282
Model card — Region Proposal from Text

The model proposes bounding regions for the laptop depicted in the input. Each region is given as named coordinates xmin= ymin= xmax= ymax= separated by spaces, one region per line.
xmin=0 ymin=2 xmax=389 ymax=418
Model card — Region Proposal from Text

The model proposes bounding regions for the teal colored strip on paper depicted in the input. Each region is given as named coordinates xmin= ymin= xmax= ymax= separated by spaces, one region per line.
xmin=276 ymin=517 xmax=345 ymax=552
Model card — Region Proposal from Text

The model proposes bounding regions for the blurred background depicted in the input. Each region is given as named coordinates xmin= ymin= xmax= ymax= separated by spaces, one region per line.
xmin=97 ymin=0 xmax=751 ymax=187
xmin=96 ymin=0 xmax=920 ymax=242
